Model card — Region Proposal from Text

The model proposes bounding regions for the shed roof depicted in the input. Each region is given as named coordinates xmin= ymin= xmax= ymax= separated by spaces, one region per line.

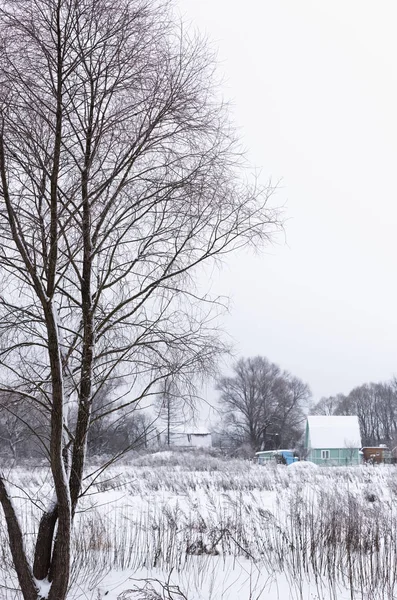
xmin=172 ymin=427 xmax=211 ymax=435
xmin=255 ymin=449 xmax=293 ymax=455
xmin=307 ymin=415 xmax=361 ymax=449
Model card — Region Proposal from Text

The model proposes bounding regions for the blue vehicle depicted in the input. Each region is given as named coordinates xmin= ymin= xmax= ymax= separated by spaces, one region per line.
xmin=255 ymin=449 xmax=298 ymax=466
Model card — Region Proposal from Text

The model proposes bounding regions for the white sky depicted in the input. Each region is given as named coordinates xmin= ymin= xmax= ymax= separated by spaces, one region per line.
xmin=178 ymin=0 xmax=397 ymax=403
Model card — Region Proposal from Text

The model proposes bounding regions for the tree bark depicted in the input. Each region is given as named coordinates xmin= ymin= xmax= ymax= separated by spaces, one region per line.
xmin=45 ymin=312 xmax=72 ymax=600
xmin=33 ymin=504 xmax=58 ymax=581
xmin=0 ymin=477 xmax=38 ymax=600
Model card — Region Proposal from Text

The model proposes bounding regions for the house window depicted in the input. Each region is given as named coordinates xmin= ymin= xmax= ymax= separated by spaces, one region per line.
xmin=321 ymin=450 xmax=330 ymax=460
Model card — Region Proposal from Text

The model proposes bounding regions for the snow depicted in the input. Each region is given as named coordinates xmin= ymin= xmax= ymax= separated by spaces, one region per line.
xmin=1 ymin=455 xmax=395 ymax=600
xmin=145 ymin=450 xmax=174 ymax=459
xmin=306 ymin=415 xmax=362 ymax=448
xmin=93 ymin=559 xmax=353 ymax=600
xmin=256 ymin=448 xmax=292 ymax=454
xmin=34 ymin=578 xmax=51 ymax=599
xmin=287 ymin=459 xmax=318 ymax=470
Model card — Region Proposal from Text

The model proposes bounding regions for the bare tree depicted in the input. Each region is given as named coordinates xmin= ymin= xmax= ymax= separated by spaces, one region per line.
xmin=0 ymin=0 xmax=280 ymax=597
xmin=311 ymin=381 xmax=397 ymax=447
xmin=310 ymin=394 xmax=346 ymax=416
xmin=86 ymin=383 xmax=154 ymax=455
xmin=217 ymin=357 xmax=281 ymax=450
xmin=344 ymin=441 xmax=359 ymax=465
xmin=217 ymin=357 xmax=310 ymax=451
xmin=155 ymin=378 xmax=190 ymax=445
xmin=272 ymin=373 xmax=311 ymax=448
xmin=0 ymin=392 xmax=34 ymax=460
xmin=340 ymin=382 xmax=397 ymax=446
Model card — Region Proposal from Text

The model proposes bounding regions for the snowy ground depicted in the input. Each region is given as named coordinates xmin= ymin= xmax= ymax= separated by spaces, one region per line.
xmin=1 ymin=452 xmax=397 ymax=599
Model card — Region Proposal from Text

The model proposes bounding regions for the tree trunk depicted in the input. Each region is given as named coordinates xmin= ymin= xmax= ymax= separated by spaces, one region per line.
xmin=0 ymin=477 xmax=38 ymax=600
xmin=33 ymin=504 xmax=58 ymax=581
xmin=45 ymin=312 xmax=72 ymax=600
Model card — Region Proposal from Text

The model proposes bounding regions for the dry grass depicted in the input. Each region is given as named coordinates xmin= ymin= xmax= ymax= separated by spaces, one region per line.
xmin=1 ymin=453 xmax=397 ymax=599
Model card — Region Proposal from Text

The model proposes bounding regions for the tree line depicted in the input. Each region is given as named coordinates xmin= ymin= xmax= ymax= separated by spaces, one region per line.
xmin=3 ymin=355 xmax=397 ymax=462
xmin=0 ymin=377 xmax=195 ymax=460
xmin=311 ymin=379 xmax=397 ymax=448
xmin=0 ymin=387 xmax=152 ymax=461
xmin=214 ymin=358 xmax=397 ymax=453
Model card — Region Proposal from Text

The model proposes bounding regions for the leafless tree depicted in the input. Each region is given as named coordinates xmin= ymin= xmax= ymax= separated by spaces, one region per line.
xmin=0 ymin=392 xmax=35 ymax=460
xmin=0 ymin=0 xmax=280 ymax=597
xmin=344 ymin=441 xmax=359 ymax=465
xmin=85 ymin=383 xmax=154 ymax=455
xmin=155 ymin=378 xmax=194 ymax=446
xmin=312 ymin=380 xmax=397 ymax=447
xmin=310 ymin=394 xmax=346 ymax=416
xmin=217 ymin=356 xmax=310 ymax=451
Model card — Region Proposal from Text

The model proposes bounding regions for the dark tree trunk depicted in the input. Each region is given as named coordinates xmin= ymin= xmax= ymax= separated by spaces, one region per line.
xmin=33 ymin=505 xmax=58 ymax=580
xmin=0 ymin=477 xmax=38 ymax=600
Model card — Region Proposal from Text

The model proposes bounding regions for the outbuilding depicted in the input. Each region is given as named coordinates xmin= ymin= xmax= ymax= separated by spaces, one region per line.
xmin=305 ymin=415 xmax=362 ymax=465
xmin=361 ymin=446 xmax=391 ymax=464
xmin=165 ymin=429 xmax=212 ymax=448
xmin=255 ymin=449 xmax=297 ymax=465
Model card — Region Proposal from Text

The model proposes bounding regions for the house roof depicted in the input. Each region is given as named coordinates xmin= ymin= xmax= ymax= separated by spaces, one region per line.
xmin=172 ymin=427 xmax=211 ymax=435
xmin=307 ymin=415 xmax=361 ymax=449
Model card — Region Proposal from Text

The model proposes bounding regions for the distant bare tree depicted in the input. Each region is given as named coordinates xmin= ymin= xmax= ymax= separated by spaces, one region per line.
xmin=0 ymin=393 xmax=31 ymax=460
xmin=310 ymin=394 xmax=346 ymax=416
xmin=344 ymin=441 xmax=359 ymax=465
xmin=155 ymin=379 xmax=187 ymax=446
xmin=312 ymin=381 xmax=397 ymax=447
xmin=86 ymin=384 xmax=154 ymax=456
xmin=217 ymin=357 xmax=310 ymax=451
xmin=0 ymin=0 xmax=280 ymax=597
xmin=0 ymin=392 xmax=47 ymax=460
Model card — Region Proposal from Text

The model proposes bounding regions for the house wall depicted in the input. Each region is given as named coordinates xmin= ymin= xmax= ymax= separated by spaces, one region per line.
xmin=168 ymin=432 xmax=212 ymax=448
xmin=307 ymin=448 xmax=361 ymax=465
xmin=169 ymin=432 xmax=189 ymax=447
xmin=190 ymin=434 xmax=212 ymax=448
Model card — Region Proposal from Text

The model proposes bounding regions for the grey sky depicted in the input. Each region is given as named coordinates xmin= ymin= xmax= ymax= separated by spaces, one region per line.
xmin=179 ymin=0 xmax=397 ymax=402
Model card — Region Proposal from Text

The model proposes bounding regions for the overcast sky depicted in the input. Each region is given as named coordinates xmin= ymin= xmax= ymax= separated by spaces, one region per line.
xmin=177 ymin=0 xmax=397 ymax=405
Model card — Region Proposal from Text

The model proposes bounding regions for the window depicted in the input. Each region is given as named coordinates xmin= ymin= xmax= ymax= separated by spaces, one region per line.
xmin=321 ymin=450 xmax=330 ymax=460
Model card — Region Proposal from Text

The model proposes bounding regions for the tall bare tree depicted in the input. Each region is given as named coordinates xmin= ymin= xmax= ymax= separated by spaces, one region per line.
xmin=314 ymin=381 xmax=397 ymax=447
xmin=217 ymin=356 xmax=310 ymax=451
xmin=155 ymin=378 xmax=186 ymax=446
xmin=0 ymin=0 xmax=280 ymax=597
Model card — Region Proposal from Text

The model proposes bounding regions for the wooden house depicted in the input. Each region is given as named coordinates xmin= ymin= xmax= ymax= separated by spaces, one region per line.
xmin=305 ymin=415 xmax=362 ymax=465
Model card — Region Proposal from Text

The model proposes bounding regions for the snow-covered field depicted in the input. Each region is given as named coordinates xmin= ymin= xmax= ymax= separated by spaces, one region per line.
xmin=2 ymin=452 xmax=397 ymax=599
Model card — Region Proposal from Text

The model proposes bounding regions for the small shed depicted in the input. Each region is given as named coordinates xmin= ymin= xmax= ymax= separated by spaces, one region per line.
xmin=361 ymin=446 xmax=390 ymax=464
xmin=305 ymin=415 xmax=362 ymax=465
xmin=167 ymin=429 xmax=212 ymax=448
